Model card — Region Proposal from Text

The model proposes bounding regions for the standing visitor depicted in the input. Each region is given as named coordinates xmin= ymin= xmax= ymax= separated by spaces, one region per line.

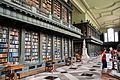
xmin=101 ymin=49 xmax=107 ymax=73
xmin=111 ymin=49 xmax=115 ymax=69
xmin=116 ymin=44 xmax=120 ymax=72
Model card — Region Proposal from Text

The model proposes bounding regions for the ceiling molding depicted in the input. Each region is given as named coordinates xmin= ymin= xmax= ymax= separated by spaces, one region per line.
xmin=81 ymin=0 xmax=101 ymax=29
xmin=96 ymin=6 xmax=120 ymax=19
xmin=89 ymin=0 xmax=120 ymax=10
xmin=82 ymin=0 xmax=120 ymax=32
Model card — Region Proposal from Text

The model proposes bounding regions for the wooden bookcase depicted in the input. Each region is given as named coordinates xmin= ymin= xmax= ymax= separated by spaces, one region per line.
xmin=64 ymin=38 xmax=69 ymax=57
xmin=0 ymin=26 xmax=8 ymax=65
xmin=9 ymin=28 xmax=19 ymax=63
xmin=62 ymin=6 xmax=67 ymax=23
xmin=54 ymin=36 xmax=61 ymax=60
xmin=54 ymin=0 xmax=60 ymax=18
xmin=24 ymin=30 xmax=39 ymax=63
xmin=31 ymin=32 xmax=39 ymax=62
xmin=0 ymin=26 xmax=20 ymax=65
xmin=42 ymin=34 xmax=52 ymax=61
xmin=25 ymin=31 xmax=31 ymax=63
xmin=42 ymin=0 xmax=51 ymax=13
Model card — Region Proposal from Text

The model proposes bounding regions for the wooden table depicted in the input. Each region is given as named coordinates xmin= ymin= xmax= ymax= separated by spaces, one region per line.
xmin=4 ymin=64 xmax=25 ymax=80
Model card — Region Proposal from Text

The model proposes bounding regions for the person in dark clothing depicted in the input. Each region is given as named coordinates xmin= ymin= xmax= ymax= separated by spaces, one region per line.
xmin=111 ymin=49 xmax=115 ymax=69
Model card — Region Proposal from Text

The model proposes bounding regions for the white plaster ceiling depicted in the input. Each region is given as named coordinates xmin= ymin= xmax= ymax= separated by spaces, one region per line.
xmin=82 ymin=0 xmax=120 ymax=32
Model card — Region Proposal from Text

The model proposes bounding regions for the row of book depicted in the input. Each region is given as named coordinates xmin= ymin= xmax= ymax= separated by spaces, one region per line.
xmin=24 ymin=31 xmax=39 ymax=63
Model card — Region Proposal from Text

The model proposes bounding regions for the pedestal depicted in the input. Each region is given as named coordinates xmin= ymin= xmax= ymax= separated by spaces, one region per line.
xmin=81 ymin=48 xmax=90 ymax=63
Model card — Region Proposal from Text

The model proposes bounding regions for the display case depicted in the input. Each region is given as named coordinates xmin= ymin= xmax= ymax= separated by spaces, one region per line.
xmin=9 ymin=28 xmax=19 ymax=64
xmin=0 ymin=26 xmax=8 ymax=65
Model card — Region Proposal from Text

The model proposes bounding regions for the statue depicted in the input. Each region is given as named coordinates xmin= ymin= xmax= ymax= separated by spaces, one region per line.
xmin=81 ymin=39 xmax=90 ymax=63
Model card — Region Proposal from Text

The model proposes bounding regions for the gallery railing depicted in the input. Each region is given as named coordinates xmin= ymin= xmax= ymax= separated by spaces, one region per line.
xmin=6 ymin=0 xmax=82 ymax=35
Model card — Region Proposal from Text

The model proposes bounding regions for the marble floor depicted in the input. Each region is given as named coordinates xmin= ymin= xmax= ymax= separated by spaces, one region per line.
xmin=21 ymin=54 xmax=118 ymax=80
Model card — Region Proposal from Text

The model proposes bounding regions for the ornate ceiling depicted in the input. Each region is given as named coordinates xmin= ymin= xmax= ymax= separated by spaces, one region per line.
xmin=82 ymin=0 xmax=120 ymax=32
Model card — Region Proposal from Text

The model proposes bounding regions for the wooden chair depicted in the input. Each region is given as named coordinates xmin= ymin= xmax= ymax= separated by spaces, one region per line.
xmin=45 ymin=61 xmax=53 ymax=72
xmin=65 ymin=57 xmax=71 ymax=66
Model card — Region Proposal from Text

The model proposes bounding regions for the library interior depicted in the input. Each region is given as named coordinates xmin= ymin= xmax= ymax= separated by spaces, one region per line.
xmin=0 ymin=0 xmax=120 ymax=80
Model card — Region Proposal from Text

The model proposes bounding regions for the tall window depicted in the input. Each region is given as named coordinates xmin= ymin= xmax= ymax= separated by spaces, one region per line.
xmin=104 ymin=33 xmax=107 ymax=42
xmin=115 ymin=32 xmax=118 ymax=42
xmin=108 ymin=28 xmax=114 ymax=42
xmin=104 ymin=28 xmax=118 ymax=42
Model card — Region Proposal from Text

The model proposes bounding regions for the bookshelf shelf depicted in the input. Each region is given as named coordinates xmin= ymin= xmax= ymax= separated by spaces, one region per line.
xmin=42 ymin=34 xmax=52 ymax=61
xmin=25 ymin=31 xmax=31 ymax=63
xmin=64 ymin=38 xmax=68 ymax=57
xmin=9 ymin=28 xmax=19 ymax=63
xmin=54 ymin=0 xmax=60 ymax=18
xmin=25 ymin=31 xmax=39 ymax=63
xmin=0 ymin=26 xmax=8 ymax=65
xmin=42 ymin=0 xmax=51 ymax=14
xmin=62 ymin=6 xmax=67 ymax=23
xmin=54 ymin=36 xmax=61 ymax=60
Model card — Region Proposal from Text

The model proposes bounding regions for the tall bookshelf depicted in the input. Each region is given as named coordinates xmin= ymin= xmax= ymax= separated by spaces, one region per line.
xmin=9 ymin=28 xmax=19 ymax=64
xmin=64 ymin=38 xmax=68 ymax=57
xmin=62 ymin=6 xmax=67 ymax=23
xmin=57 ymin=37 xmax=61 ymax=59
xmin=54 ymin=36 xmax=61 ymax=59
xmin=42 ymin=34 xmax=47 ymax=61
xmin=54 ymin=36 xmax=57 ymax=59
xmin=25 ymin=31 xmax=31 ymax=63
xmin=25 ymin=31 xmax=39 ymax=63
xmin=69 ymin=39 xmax=72 ymax=56
xmin=31 ymin=32 xmax=39 ymax=63
xmin=54 ymin=0 xmax=60 ymax=18
xmin=0 ymin=26 xmax=8 ymax=65
xmin=42 ymin=0 xmax=51 ymax=13
xmin=42 ymin=34 xmax=52 ymax=61
xmin=32 ymin=0 xmax=39 ymax=8
xmin=47 ymin=35 xmax=52 ymax=60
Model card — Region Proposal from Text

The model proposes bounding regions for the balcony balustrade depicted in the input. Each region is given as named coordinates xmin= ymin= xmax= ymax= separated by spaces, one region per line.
xmin=3 ymin=0 xmax=82 ymax=35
